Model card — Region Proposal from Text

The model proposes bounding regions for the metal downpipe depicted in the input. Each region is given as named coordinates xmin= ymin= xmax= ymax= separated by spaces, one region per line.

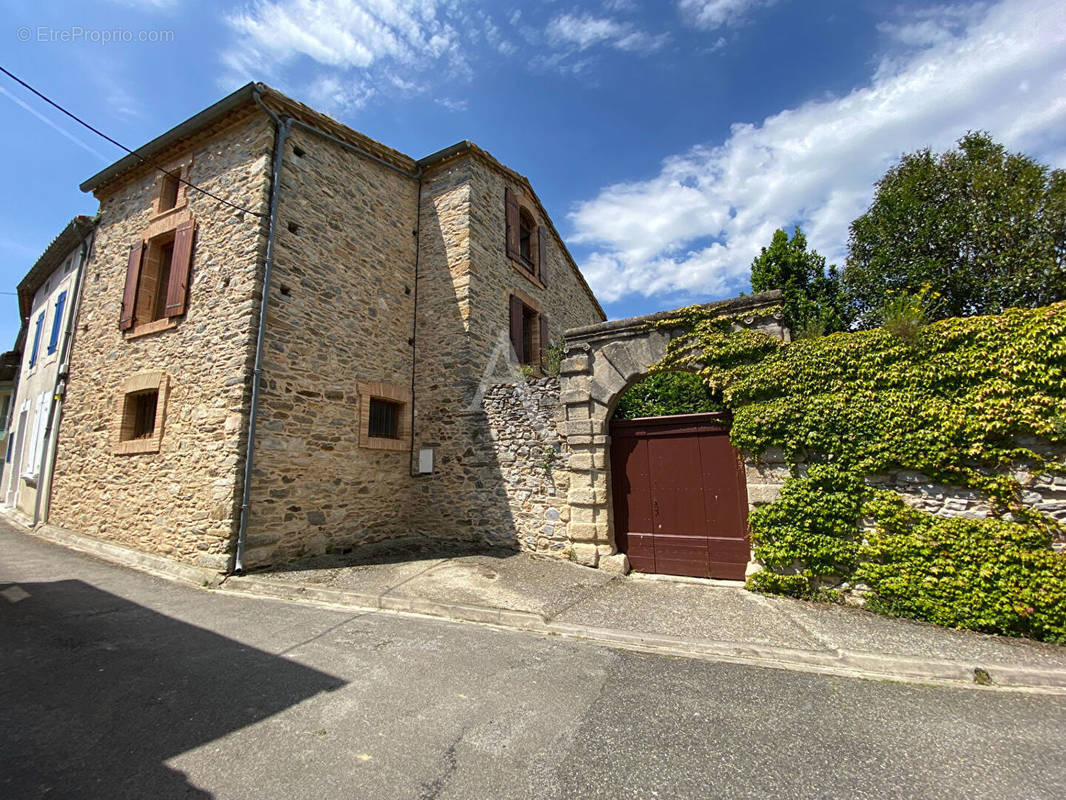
xmin=232 ymin=91 xmax=289 ymax=574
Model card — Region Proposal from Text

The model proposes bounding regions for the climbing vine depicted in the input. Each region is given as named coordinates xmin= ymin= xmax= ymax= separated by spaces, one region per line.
xmin=649 ymin=301 xmax=1066 ymax=641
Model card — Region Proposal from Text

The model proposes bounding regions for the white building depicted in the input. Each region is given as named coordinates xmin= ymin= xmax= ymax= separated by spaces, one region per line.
xmin=2 ymin=216 xmax=95 ymax=521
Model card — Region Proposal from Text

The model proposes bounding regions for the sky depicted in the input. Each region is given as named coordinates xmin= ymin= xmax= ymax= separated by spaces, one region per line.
xmin=1 ymin=0 xmax=1064 ymax=348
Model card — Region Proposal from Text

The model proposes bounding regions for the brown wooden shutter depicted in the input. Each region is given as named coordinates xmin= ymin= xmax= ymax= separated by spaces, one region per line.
xmin=505 ymin=188 xmax=520 ymax=260
xmin=537 ymin=225 xmax=548 ymax=286
xmin=539 ymin=313 xmax=550 ymax=369
xmin=165 ymin=220 xmax=195 ymax=317
xmin=120 ymin=240 xmax=144 ymax=330
xmin=509 ymin=294 xmax=524 ymax=363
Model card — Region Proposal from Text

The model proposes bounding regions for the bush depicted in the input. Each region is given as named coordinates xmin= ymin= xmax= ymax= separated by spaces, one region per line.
xmin=856 ymin=498 xmax=1066 ymax=642
xmin=748 ymin=464 xmax=867 ymax=581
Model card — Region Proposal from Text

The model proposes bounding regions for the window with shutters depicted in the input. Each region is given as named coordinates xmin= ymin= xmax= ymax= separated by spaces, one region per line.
xmin=357 ymin=381 xmax=411 ymax=451
xmin=508 ymin=292 xmax=550 ymax=370
xmin=120 ymin=218 xmax=195 ymax=338
xmin=46 ymin=290 xmax=68 ymax=356
xmin=113 ymin=371 xmax=169 ymax=455
xmin=27 ymin=312 xmax=44 ymax=369
xmin=505 ymin=187 xmax=548 ymax=288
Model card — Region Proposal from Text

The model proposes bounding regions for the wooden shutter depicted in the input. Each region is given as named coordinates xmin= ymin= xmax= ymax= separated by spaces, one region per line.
xmin=537 ymin=225 xmax=548 ymax=286
xmin=120 ymin=240 xmax=144 ymax=330
xmin=505 ymin=188 xmax=520 ymax=260
xmin=539 ymin=313 xmax=550 ymax=369
xmin=165 ymin=220 xmax=195 ymax=317
xmin=509 ymin=294 xmax=524 ymax=363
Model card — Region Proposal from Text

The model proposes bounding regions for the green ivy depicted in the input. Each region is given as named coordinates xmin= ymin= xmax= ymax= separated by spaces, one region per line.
xmin=613 ymin=371 xmax=725 ymax=419
xmin=650 ymin=301 xmax=1066 ymax=641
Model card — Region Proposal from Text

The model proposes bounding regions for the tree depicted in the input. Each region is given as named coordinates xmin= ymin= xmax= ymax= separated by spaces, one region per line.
xmin=612 ymin=371 xmax=724 ymax=420
xmin=844 ymin=132 xmax=1066 ymax=325
xmin=750 ymin=226 xmax=849 ymax=336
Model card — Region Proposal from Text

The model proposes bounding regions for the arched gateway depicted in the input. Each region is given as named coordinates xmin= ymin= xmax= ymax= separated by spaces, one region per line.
xmin=555 ymin=291 xmax=788 ymax=575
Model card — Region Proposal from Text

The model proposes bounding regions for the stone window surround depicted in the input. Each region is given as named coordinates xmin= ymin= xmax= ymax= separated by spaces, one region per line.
xmin=150 ymin=159 xmax=191 ymax=219
xmin=357 ymin=380 xmax=411 ymax=451
xmin=113 ymin=370 xmax=170 ymax=455
xmin=509 ymin=288 xmax=545 ymax=371
xmin=124 ymin=208 xmax=194 ymax=340
xmin=507 ymin=189 xmax=545 ymax=290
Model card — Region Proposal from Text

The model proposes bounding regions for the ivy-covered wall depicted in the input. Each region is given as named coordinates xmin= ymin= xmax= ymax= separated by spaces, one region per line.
xmin=654 ymin=301 xmax=1066 ymax=642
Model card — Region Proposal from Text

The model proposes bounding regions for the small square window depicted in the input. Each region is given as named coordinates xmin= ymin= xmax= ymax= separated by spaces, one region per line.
xmin=158 ymin=174 xmax=180 ymax=213
xmin=357 ymin=381 xmax=410 ymax=451
xmin=113 ymin=372 xmax=168 ymax=455
xmin=368 ymin=398 xmax=401 ymax=439
xmin=123 ymin=390 xmax=159 ymax=441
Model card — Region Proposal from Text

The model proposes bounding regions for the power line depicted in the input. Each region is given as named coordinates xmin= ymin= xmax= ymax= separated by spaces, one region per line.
xmin=0 ymin=66 xmax=265 ymax=218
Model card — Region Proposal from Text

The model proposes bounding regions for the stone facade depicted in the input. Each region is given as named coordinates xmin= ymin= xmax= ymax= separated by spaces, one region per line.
xmin=406 ymin=154 xmax=605 ymax=550
xmin=241 ymin=123 xmax=419 ymax=566
xmin=46 ymin=85 xmax=607 ymax=570
xmin=48 ymin=113 xmax=274 ymax=569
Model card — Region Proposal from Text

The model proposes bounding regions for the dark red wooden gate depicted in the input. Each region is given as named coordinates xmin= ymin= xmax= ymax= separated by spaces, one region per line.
xmin=609 ymin=413 xmax=749 ymax=580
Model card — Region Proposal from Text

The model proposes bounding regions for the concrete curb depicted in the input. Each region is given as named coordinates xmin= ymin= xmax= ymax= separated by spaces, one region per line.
xmin=10 ymin=519 xmax=1066 ymax=693
xmin=222 ymin=574 xmax=551 ymax=631
xmin=25 ymin=521 xmax=223 ymax=590
xmin=221 ymin=574 xmax=1066 ymax=692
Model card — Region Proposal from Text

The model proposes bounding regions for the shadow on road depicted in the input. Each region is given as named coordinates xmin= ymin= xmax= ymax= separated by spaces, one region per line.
xmin=0 ymin=579 xmax=346 ymax=799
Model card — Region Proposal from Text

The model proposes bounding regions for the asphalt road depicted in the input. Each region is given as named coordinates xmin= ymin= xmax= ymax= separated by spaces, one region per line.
xmin=2 ymin=523 xmax=1064 ymax=800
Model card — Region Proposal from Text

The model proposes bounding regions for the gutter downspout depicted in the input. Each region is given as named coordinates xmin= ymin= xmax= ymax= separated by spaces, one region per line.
xmin=232 ymin=90 xmax=289 ymax=574
xmin=408 ymin=172 xmax=423 ymax=477
xmin=34 ymin=228 xmax=93 ymax=527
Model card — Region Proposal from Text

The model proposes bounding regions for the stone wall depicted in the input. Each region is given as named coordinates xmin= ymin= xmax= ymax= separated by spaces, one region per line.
xmin=49 ymin=114 xmax=274 ymax=569
xmin=741 ymin=454 xmax=1066 ymax=549
xmin=243 ymin=123 xmax=419 ymax=566
xmin=481 ymin=378 xmax=571 ymax=555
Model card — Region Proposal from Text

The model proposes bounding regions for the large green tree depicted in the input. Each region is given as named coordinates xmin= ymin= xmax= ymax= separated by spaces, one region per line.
xmin=844 ymin=132 xmax=1066 ymax=325
xmin=750 ymin=226 xmax=849 ymax=336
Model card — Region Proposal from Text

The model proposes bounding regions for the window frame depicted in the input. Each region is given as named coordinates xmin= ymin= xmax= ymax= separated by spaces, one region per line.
xmin=113 ymin=371 xmax=169 ymax=455
xmin=46 ymin=289 xmax=68 ymax=356
xmin=505 ymin=187 xmax=548 ymax=289
xmin=121 ymin=212 xmax=195 ymax=339
xmin=357 ymin=381 xmax=411 ymax=451
xmin=508 ymin=290 xmax=549 ymax=371
xmin=28 ymin=311 xmax=45 ymax=369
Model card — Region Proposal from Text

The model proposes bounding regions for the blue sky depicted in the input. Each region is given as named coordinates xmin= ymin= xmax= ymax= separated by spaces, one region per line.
xmin=1 ymin=0 xmax=1064 ymax=348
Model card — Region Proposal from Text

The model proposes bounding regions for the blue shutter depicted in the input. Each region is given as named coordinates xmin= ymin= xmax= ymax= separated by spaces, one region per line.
xmin=47 ymin=290 xmax=67 ymax=355
xmin=28 ymin=313 xmax=44 ymax=367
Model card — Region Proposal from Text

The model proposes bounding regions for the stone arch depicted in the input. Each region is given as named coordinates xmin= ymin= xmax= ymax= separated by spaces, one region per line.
xmin=554 ymin=291 xmax=788 ymax=569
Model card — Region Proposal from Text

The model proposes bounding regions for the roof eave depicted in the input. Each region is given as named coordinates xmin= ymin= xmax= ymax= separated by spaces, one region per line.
xmin=79 ymin=82 xmax=260 ymax=194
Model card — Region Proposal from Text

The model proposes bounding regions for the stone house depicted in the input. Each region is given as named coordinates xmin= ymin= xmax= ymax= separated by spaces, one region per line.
xmin=2 ymin=215 xmax=95 ymax=522
xmin=46 ymin=83 xmax=605 ymax=571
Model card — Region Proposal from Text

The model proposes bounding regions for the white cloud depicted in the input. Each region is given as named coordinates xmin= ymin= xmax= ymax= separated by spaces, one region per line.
xmin=677 ymin=0 xmax=776 ymax=31
xmin=304 ymin=73 xmax=376 ymax=113
xmin=437 ymin=97 xmax=469 ymax=112
xmin=570 ymin=0 xmax=1066 ymax=304
xmin=222 ymin=0 xmax=468 ymax=87
xmin=546 ymin=12 xmax=668 ymax=55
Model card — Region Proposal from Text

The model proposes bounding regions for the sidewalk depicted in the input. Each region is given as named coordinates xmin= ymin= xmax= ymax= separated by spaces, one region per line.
xmin=220 ymin=540 xmax=1066 ymax=691
xmin=19 ymin=519 xmax=1066 ymax=691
